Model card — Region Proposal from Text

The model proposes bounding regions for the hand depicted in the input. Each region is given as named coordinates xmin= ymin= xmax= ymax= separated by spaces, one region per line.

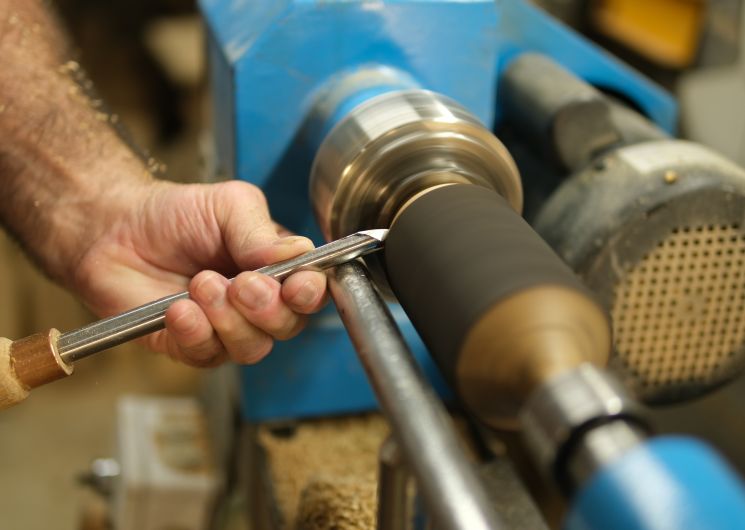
xmin=73 ymin=179 xmax=327 ymax=367
xmin=0 ymin=0 xmax=326 ymax=367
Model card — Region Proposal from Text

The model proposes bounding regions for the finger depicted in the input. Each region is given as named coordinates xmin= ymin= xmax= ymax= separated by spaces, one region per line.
xmin=210 ymin=182 xmax=323 ymax=270
xmin=228 ymin=271 xmax=306 ymax=341
xmin=190 ymin=270 xmax=274 ymax=365
xmin=164 ymin=298 xmax=226 ymax=367
xmin=281 ymin=270 xmax=328 ymax=314
xmin=243 ymin=235 xmax=316 ymax=271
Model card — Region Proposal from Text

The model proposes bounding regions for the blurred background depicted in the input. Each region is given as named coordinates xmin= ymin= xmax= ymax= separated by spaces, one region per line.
xmin=0 ymin=1 xmax=208 ymax=528
xmin=0 ymin=0 xmax=744 ymax=528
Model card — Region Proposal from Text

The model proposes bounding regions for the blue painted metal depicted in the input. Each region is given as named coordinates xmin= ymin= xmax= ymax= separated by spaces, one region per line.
xmin=304 ymin=65 xmax=420 ymax=157
xmin=566 ymin=436 xmax=745 ymax=530
xmin=199 ymin=0 xmax=678 ymax=421
xmin=240 ymin=304 xmax=451 ymax=422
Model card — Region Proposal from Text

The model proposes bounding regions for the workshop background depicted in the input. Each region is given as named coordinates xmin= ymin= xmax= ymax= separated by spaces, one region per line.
xmin=0 ymin=0 xmax=744 ymax=528
xmin=0 ymin=1 xmax=210 ymax=528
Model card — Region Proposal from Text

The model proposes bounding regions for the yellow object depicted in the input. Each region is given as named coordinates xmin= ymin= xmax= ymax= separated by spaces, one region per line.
xmin=592 ymin=0 xmax=706 ymax=68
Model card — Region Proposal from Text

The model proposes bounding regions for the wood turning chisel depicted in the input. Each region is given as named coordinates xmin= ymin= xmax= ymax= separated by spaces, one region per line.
xmin=0 ymin=229 xmax=388 ymax=409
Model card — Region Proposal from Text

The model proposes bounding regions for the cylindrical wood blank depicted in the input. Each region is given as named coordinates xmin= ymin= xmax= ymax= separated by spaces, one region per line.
xmin=384 ymin=184 xmax=611 ymax=427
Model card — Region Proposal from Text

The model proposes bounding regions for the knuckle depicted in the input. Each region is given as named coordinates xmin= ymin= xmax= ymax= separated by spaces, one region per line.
xmin=212 ymin=315 xmax=238 ymax=336
xmin=230 ymin=273 xmax=278 ymax=313
xmin=182 ymin=337 xmax=223 ymax=362
xmin=241 ymin=182 xmax=268 ymax=207
xmin=165 ymin=337 xmax=223 ymax=368
xmin=281 ymin=315 xmax=308 ymax=340
xmin=221 ymin=180 xmax=267 ymax=208
xmin=265 ymin=312 xmax=300 ymax=340
xmin=253 ymin=336 xmax=274 ymax=359
xmin=285 ymin=276 xmax=325 ymax=311
xmin=165 ymin=338 xmax=186 ymax=362
xmin=190 ymin=270 xmax=218 ymax=294
xmin=235 ymin=334 xmax=273 ymax=364
xmin=189 ymin=353 xmax=226 ymax=368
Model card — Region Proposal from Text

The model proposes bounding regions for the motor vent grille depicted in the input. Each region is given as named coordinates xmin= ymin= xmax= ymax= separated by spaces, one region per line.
xmin=612 ymin=223 xmax=745 ymax=399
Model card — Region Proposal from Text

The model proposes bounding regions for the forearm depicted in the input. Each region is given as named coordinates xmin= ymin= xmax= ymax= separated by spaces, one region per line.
xmin=0 ymin=0 xmax=151 ymax=286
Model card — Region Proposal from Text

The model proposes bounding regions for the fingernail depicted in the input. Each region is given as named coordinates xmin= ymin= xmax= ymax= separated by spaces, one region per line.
xmin=292 ymin=280 xmax=318 ymax=308
xmin=172 ymin=308 xmax=198 ymax=334
xmin=195 ymin=275 xmax=226 ymax=308
xmin=237 ymin=275 xmax=273 ymax=310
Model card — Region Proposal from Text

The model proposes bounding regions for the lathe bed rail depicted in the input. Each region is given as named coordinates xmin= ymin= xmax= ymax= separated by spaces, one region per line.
xmin=329 ymin=261 xmax=502 ymax=530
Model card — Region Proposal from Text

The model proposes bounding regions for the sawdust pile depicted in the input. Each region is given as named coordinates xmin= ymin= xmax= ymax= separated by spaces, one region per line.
xmin=258 ymin=414 xmax=389 ymax=530
xmin=296 ymin=474 xmax=377 ymax=530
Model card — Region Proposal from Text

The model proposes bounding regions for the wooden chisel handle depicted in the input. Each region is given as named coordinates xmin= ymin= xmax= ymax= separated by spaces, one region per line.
xmin=0 ymin=337 xmax=30 ymax=409
xmin=0 ymin=329 xmax=73 ymax=409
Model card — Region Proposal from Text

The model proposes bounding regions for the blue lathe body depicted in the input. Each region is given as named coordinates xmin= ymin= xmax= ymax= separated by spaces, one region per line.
xmin=199 ymin=0 xmax=673 ymax=422
xmin=198 ymin=2 xmax=745 ymax=529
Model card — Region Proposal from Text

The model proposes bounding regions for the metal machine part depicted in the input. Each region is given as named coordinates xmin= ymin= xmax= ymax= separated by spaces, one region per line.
xmin=535 ymin=140 xmax=745 ymax=405
xmin=310 ymin=89 xmax=523 ymax=243
xmin=329 ymin=261 xmax=504 ymax=530
xmin=519 ymin=364 xmax=649 ymax=493
xmin=79 ymin=458 xmax=122 ymax=499
xmin=308 ymin=82 xmax=611 ymax=432
xmin=500 ymin=54 xmax=745 ymax=405
xmin=476 ymin=457 xmax=551 ymax=530
xmin=383 ymin=184 xmax=611 ymax=428
xmin=519 ymin=365 xmax=745 ymax=528
xmin=566 ymin=420 xmax=647 ymax=491
xmin=202 ymin=0 xmax=676 ymax=423
xmin=500 ymin=53 xmax=622 ymax=171
xmin=202 ymin=0 xmax=675 ymax=217
xmin=500 ymin=53 xmax=667 ymax=173
xmin=377 ymin=437 xmax=409 ymax=530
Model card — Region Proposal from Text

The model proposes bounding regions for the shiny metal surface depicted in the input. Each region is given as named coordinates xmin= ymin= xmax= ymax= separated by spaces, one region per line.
xmin=520 ymin=364 xmax=647 ymax=489
xmin=310 ymin=89 xmax=522 ymax=242
xmin=567 ymin=420 xmax=646 ymax=491
xmin=329 ymin=261 xmax=503 ymax=530
xmin=377 ymin=436 xmax=410 ymax=530
xmin=58 ymin=230 xmax=388 ymax=364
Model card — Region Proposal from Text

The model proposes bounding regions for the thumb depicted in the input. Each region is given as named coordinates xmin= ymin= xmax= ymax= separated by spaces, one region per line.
xmin=214 ymin=181 xmax=313 ymax=269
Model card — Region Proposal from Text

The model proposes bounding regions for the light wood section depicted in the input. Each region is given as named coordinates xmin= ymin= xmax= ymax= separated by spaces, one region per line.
xmin=0 ymin=337 xmax=29 ymax=409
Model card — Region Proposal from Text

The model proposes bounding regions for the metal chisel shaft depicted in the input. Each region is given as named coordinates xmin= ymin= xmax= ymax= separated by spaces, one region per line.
xmin=57 ymin=229 xmax=388 ymax=364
